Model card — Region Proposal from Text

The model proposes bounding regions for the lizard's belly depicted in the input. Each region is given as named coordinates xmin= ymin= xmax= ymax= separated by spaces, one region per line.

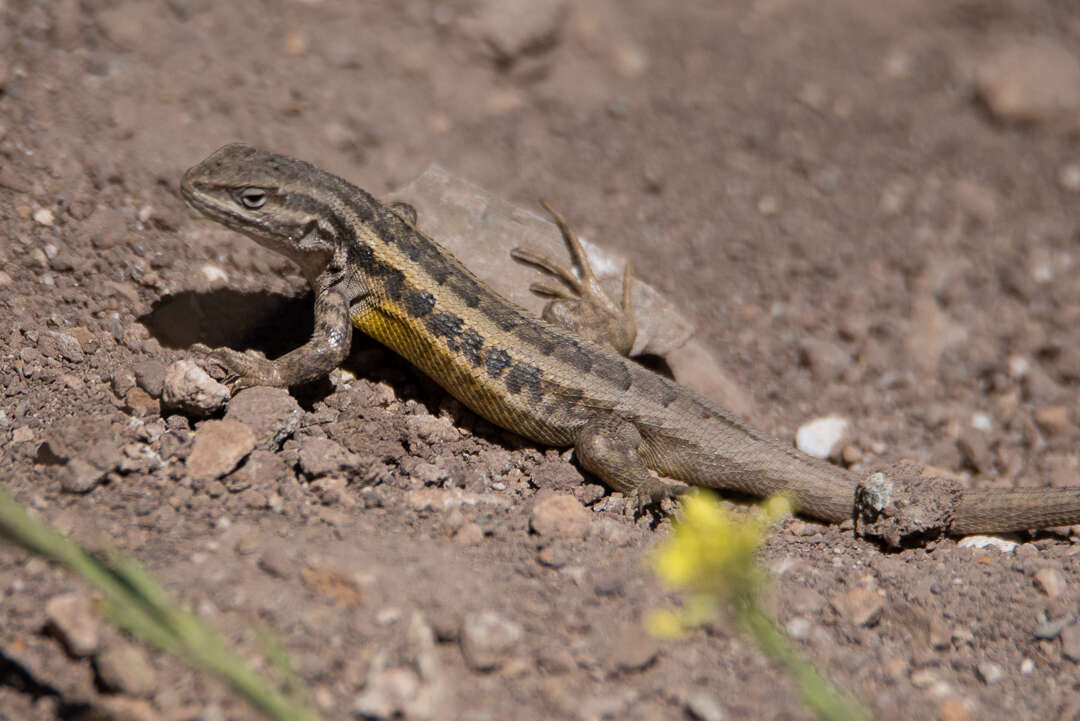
xmin=352 ymin=307 xmax=577 ymax=447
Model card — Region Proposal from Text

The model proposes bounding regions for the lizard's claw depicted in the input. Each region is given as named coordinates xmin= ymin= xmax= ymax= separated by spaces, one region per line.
xmin=191 ymin=343 xmax=280 ymax=390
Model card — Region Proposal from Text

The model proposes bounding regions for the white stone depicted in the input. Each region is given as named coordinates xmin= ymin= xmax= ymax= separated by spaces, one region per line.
xmin=957 ymin=535 xmax=1019 ymax=553
xmin=201 ymin=264 xmax=228 ymax=283
xmin=795 ymin=415 xmax=849 ymax=459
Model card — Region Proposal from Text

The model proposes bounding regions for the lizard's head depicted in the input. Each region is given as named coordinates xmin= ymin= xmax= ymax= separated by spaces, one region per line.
xmin=181 ymin=143 xmax=341 ymax=276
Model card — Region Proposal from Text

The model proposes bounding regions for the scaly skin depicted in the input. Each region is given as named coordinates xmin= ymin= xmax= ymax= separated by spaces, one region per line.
xmin=180 ymin=144 xmax=1080 ymax=539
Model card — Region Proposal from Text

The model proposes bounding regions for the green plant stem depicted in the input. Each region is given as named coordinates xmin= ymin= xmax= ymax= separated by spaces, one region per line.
xmin=0 ymin=484 xmax=322 ymax=721
xmin=735 ymin=599 xmax=871 ymax=721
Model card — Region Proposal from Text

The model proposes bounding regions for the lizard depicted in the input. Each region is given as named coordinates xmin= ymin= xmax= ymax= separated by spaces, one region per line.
xmin=179 ymin=143 xmax=1080 ymax=544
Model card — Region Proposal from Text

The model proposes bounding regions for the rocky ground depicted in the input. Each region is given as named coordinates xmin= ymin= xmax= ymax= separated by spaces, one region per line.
xmin=4 ymin=1 xmax=1080 ymax=720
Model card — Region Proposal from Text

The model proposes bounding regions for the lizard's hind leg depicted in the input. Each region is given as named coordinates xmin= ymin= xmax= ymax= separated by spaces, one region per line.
xmin=574 ymin=415 xmax=685 ymax=513
xmin=512 ymin=201 xmax=637 ymax=355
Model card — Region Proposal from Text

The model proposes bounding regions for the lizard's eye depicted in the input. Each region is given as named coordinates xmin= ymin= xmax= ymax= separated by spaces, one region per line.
xmin=237 ymin=187 xmax=268 ymax=209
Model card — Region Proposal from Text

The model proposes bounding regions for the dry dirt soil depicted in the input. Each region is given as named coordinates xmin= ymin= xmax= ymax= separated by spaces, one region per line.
xmin=4 ymin=1 xmax=1080 ymax=720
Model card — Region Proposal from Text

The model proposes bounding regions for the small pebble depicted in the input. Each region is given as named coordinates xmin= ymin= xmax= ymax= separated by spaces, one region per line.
xmin=530 ymin=494 xmax=590 ymax=541
xmin=1035 ymin=567 xmax=1067 ymax=598
xmin=795 ymin=416 xmax=849 ymax=459
xmin=1060 ymin=163 xmax=1080 ymax=191
xmin=975 ymin=662 xmax=1004 ymax=685
xmin=1062 ymin=624 xmax=1080 ymax=662
xmin=1033 ymin=406 xmax=1070 ymax=436
xmin=201 ymin=264 xmax=228 ymax=283
xmin=831 ymin=586 xmax=884 ymax=627
xmin=957 ymin=535 xmax=1018 ymax=553
xmin=686 ymin=692 xmax=726 ymax=721
xmin=162 ymin=359 xmax=229 ymax=417
xmin=94 ymin=642 xmax=157 ymax=697
xmin=460 ymin=611 xmax=523 ymax=672
xmin=46 ymin=592 xmax=101 ymax=656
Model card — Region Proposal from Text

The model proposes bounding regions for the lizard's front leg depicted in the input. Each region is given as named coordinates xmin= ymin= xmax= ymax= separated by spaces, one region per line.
xmin=574 ymin=415 xmax=686 ymax=513
xmin=195 ymin=287 xmax=353 ymax=389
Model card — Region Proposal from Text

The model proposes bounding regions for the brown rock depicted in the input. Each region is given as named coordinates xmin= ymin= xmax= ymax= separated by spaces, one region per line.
xmin=406 ymin=414 xmax=459 ymax=443
xmin=297 ymin=436 xmax=361 ymax=478
xmin=938 ymin=697 xmax=974 ymax=721
xmin=469 ymin=0 xmax=566 ymax=64
xmin=951 ymin=179 xmax=999 ymax=224
xmin=607 ymin=627 xmax=659 ymax=672
xmin=224 ymin=387 xmax=302 ymax=449
xmin=976 ymin=38 xmax=1080 ymax=128
xmin=224 ymin=449 xmax=292 ymax=492
xmin=453 ymin=522 xmax=485 ymax=546
xmin=97 ymin=3 xmax=157 ymax=52
xmin=124 ymin=387 xmax=160 ymax=417
xmin=258 ymin=546 xmax=297 ymax=579
xmin=956 ymin=428 xmax=992 ymax=473
xmin=46 ymin=592 xmax=101 ymax=657
xmin=1062 ymin=624 xmax=1080 ymax=662
xmin=831 ymin=586 xmax=885 ymax=627
xmin=460 ymin=611 xmax=523 ymax=672
xmin=798 ymin=337 xmax=852 ymax=381
xmin=132 ymin=360 xmax=167 ymax=398
xmin=66 ymin=326 xmax=99 ymax=355
xmin=186 ymin=420 xmax=255 ymax=481
xmin=530 ymin=493 xmax=590 ymax=540
xmin=1035 ymin=567 xmax=1067 ymax=598
xmin=1033 ymin=405 xmax=1070 ymax=436
xmin=38 ymin=331 xmax=84 ymax=363
xmin=94 ymin=642 xmax=157 ymax=697
xmin=60 ymin=457 xmax=106 ymax=494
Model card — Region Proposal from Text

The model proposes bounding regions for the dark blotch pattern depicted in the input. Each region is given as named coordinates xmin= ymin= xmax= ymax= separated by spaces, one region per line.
xmin=429 ymin=264 xmax=450 ymax=285
xmin=486 ymin=303 xmax=521 ymax=332
xmin=513 ymin=324 xmax=557 ymax=356
xmin=459 ymin=288 xmax=481 ymax=308
xmin=505 ymin=362 xmax=543 ymax=401
xmin=424 ymin=311 xmax=465 ymax=351
xmin=485 ymin=348 xmax=512 ymax=379
xmin=593 ymin=354 xmax=633 ymax=391
xmin=404 ymin=289 xmax=436 ymax=318
xmin=553 ymin=338 xmax=595 ymax=374
xmin=383 ymin=267 xmax=406 ymax=301
xmin=348 ymin=242 xmax=376 ymax=272
xmin=460 ymin=328 xmax=485 ymax=367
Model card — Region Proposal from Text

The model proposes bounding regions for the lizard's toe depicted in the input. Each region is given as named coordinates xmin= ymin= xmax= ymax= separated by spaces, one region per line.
xmin=634 ymin=479 xmax=687 ymax=516
xmin=192 ymin=345 xmax=279 ymax=388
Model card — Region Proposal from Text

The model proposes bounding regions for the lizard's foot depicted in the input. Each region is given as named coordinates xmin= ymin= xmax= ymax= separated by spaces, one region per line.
xmin=511 ymin=200 xmax=637 ymax=355
xmin=192 ymin=343 xmax=282 ymax=390
xmin=634 ymin=478 xmax=688 ymax=516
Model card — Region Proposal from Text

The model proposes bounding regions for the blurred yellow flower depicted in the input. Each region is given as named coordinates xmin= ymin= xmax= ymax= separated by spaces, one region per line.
xmin=651 ymin=491 xmax=792 ymax=607
xmin=645 ymin=492 xmax=871 ymax=721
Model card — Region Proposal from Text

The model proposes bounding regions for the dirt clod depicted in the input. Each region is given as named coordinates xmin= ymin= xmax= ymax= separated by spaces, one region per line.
xmin=186 ymin=420 xmax=255 ymax=481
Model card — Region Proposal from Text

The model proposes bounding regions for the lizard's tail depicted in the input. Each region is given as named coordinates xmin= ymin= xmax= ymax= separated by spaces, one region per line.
xmin=953 ymin=487 xmax=1080 ymax=535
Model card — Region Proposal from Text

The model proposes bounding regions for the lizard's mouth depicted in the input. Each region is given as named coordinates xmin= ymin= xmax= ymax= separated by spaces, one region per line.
xmin=179 ymin=178 xmax=249 ymax=234
xmin=179 ymin=173 xmax=215 ymax=217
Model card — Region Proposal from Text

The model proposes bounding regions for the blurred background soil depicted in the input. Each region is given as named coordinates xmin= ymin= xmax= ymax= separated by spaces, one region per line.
xmin=3 ymin=1 xmax=1080 ymax=719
